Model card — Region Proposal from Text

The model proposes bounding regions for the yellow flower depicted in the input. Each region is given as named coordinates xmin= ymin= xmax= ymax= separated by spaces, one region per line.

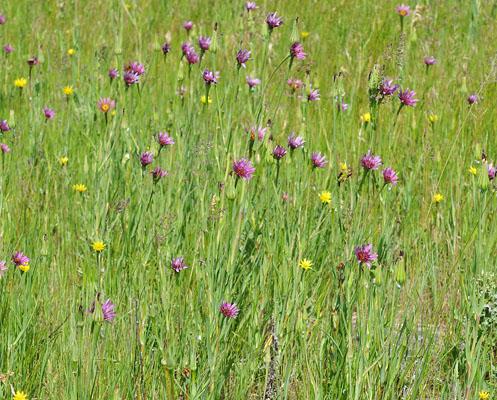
xmin=67 ymin=48 xmax=76 ymax=56
xmin=468 ymin=166 xmax=477 ymax=175
xmin=200 ymin=95 xmax=212 ymax=105
xmin=92 ymin=241 xmax=106 ymax=253
xmin=59 ymin=156 xmax=69 ymax=166
xmin=319 ymin=191 xmax=331 ymax=204
xmin=479 ymin=391 xmax=490 ymax=400
xmin=300 ymin=31 xmax=310 ymax=39
xmin=18 ymin=264 xmax=30 ymax=273
xmin=299 ymin=258 xmax=313 ymax=270
xmin=13 ymin=391 xmax=28 ymax=400
xmin=63 ymin=86 xmax=74 ymax=96
xmin=72 ymin=183 xmax=87 ymax=193
xmin=339 ymin=162 xmax=348 ymax=173
xmin=432 ymin=193 xmax=444 ymax=203
xmin=14 ymin=78 xmax=27 ymax=88
xmin=428 ymin=114 xmax=438 ymax=123
xmin=360 ymin=112 xmax=371 ymax=123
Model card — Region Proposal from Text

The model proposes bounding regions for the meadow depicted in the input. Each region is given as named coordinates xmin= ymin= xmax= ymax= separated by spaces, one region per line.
xmin=1 ymin=0 xmax=497 ymax=399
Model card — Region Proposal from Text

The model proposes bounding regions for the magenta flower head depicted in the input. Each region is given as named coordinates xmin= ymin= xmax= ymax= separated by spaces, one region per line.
xmin=198 ymin=36 xmax=211 ymax=52
xmin=185 ymin=49 xmax=200 ymax=65
xmin=288 ymin=133 xmax=305 ymax=150
xmin=290 ymin=42 xmax=306 ymax=60
xmin=0 ymin=120 xmax=10 ymax=132
xmin=123 ymin=70 xmax=139 ymax=86
xmin=337 ymin=102 xmax=349 ymax=112
xmin=43 ymin=107 xmax=55 ymax=120
xmin=467 ymin=94 xmax=478 ymax=105
xmin=361 ymin=150 xmax=382 ymax=171
xmin=383 ymin=167 xmax=399 ymax=186
xmin=97 ymin=98 xmax=115 ymax=113
xmin=202 ymin=69 xmax=219 ymax=85
xmin=157 ymin=132 xmax=175 ymax=147
xmin=0 ymin=15 xmax=6 ymax=25
xmin=220 ymin=302 xmax=239 ymax=319
xmin=108 ymin=68 xmax=118 ymax=80
xmin=424 ymin=56 xmax=436 ymax=66
xmin=126 ymin=62 xmax=145 ymax=76
xmin=0 ymin=143 xmax=10 ymax=154
xmin=287 ymin=78 xmax=303 ymax=91
xmin=171 ymin=257 xmax=189 ymax=273
xmin=398 ymin=89 xmax=419 ymax=107
xmin=101 ymin=299 xmax=116 ymax=322
xmin=151 ymin=167 xmax=168 ymax=182
xmin=27 ymin=56 xmax=39 ymax=67
xmin=3 ymin=44 xmax=13 ymax=54
xmin=233 ymin=158 xmax=255 ymax=180
xmin=266 ymin=12 xmax=283 ymax=30
xmin=12 ymin=251 xmax=29 ymax=266
xmin=311 ymin=152 xmax=327 ymax=169
xmin=236 ymin=49 xmax=251 ymax=68
xmin=0 ymin=261 xmax=7 ymax=278
xmin=248 ymin=126 xmax=267 ymax=142
xmin=246 ymin=2 xmax=257 ymax=11
xmin=181 ymin=42 xmax=194 ymax=55
xmin=246 ymin=76 xmax=261 ymax=90
xmin=488 ymin=164 xmax=496 ymax=181
xmin=140 ymin=151 xmax=154 ymax=167
xmin=308 ymin=88 xmax=320 ymax=102
xmin=183 ymin=21 xmax=193 ymax=32
xmin=380 ymin=79 xmax=399 ymax=96
xmin=161 ymin=41 xmax=171 ymax=55
xmin=272 ymin=145 xmax=287 ymax=160
xmin=355 ymin=244 xmax=378 ymax=268
xmin=396 ymin=4 xmax=410 ymax=17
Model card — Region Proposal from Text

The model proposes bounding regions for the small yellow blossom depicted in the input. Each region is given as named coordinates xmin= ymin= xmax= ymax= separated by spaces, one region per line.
xmin=14 ymin=78 xmax=27 ymax=88
xmin=300 ymin=31 xmax=310 ymax=39
xmin=319 ymin=191 xmax=332 ymax=204
xmin=13 ymin=391 xmax=28 ymax=400
xmin=299 ymin=258 xmax=313 ymax=270
xmin=479 ymin=391 xmax=490 ymax=400
xmin=18 ymin=264 xmax=30 ymax=273
xmin=59 ymin=156 xmax=69 ymax=166
xmin=92 ymin=241 xmax=106 ymax=253
xmin=428 ymin=114 xmax=438 ymax=123
xmin=201 ymin=95 xmax=212 ymax=105
xmin=468 ymin=166 xmax=477 ymax=175
xmin=63 ymin=86 xmax=74 ymax=96
xmin=67 ymin=48 xmax=76 ymax=56
xmin=432 ymin=193 xmax=444 ymax=203
xmin=339 ymin=162 xmax=348 ymax=173
xmin=72 ymin=183 xmax=87 ymax=193
xmin=360 ymin=112 xmax=371 ymax=123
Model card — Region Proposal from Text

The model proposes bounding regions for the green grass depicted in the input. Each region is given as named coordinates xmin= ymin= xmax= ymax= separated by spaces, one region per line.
xmin=1 ymin=0 xmax=497 ymax=398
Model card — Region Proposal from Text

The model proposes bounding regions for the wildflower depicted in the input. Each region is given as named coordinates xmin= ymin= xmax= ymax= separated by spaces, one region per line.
xmin=398 ymin=89 xmax=419 ymax=107
xmin=361 ymin=150 xmax=382 ymax=170
xmin=467 ymin=94 xmax=478 ymax=105
xmin=161 ymin=41 xmax=171 ymax=55
xmin=337 ymin=102 xmax=349 ymax=112
xmin=290 ymin=42 xmax=306 ymax=60
xmin=360 ymin=112 xmax=372 ymax=123
xmin=58 ymin=156 xmax=69 ymax=166
xmin=202 ymin=69 xmax=219 ymax=85
xmin=185 ymin=50 xmax=200 ymax=65
xmin=157 ymin=132 xmax=174 ymax=147
xmin=488 ymin=164 xmax=496 ymax=180
xmin=181 ymin=42 xmax=194 ymax=55
xmin=233 ymin=158 xmax=255 ymax=180
xmin=171 ymin=257 xmax=189 ymax=272
xmin=272 ymin=145 xmax=287 ymax=160
xmin=73 ymin=183 xmax=87 ymax=193
xmin=108 ymin=68 xmax=119 ymax=80
xmin=123 ymin=71 xmax=139 ymax=86
xmin=355 ymin=244 xmax=378 ymax=268
xmin=248 ymin=126 xmax=267 ymax=141
xmin=14 ymin=78 xmax=27 ymax=88
xmin=63 ymin=86 xmax=74 ymax=96
xmin=338 ymin=161 xmax=352 ymax=184
xmin=428 ymin=114 xmax=438 ymax=123
xmin=0 ymin=120 xmax=9 ymax=132
xmin=200 ymin=95 xmax=212 ymax=104
xmin=383 ymin=167 xmax=399 ymax=185
xmin=0 ymin=143 xmax=10 ymax=154
xmin=319 ymin=191 xmax=332 ymax=204
xmin=3 ymin=43 xmax=13 ymax=53
xmin=43 ymin=107 xmax=55 ymax=120
xmin=125 ymin=62 xmax=145 ymax=76
xmin=379 ymin=79 xmax=399 ymax=96
xmin=479 ymin=391 xmax=490 ymax=400
xmin=468 ymin=166 xmax=477 ymax=175
xmin=396 ymin=4 xmax=410 ymax=17
xmin=12 ymin=251 xmax=30 ymax=267
xmin=92 ymin=241 xmax=106 ymax=253
xmin=220 ymin=302 xmax=239 ymax=318
xmin=424 ymin=56 xmax=436 ymax=66
xmin=97 ymin=97 xmax=115 ymax=113
xmin=0 ymin=261 xmax=7 ymax=278
xmin=266 ymin=12 xmax=283 ymax=30
xmin=27 ymin=56 xmax=39 ymax=67
xmin=18 ymin=264 xmax=30 ymax=272
xmin=311 ymin=152 xmax=327 ymax=168
xmin=198 ymin=36 xmax=211 ymax=52
xmin=67 ymin=48 xmax=76 ymax=56
xmin=236 ymin=49 xmax=251 ymax=68
xmin=432 ymin=193 xmax=444 ymax=203
xmin=288 ymin=133 xmax=305 ymax=150
xmin=151 ymin=167 xmax=168 ymax=182
xmin=183 ymin=21 xmax=193 ymax=32
xmin=245 ymin=2 xmax=257 ymax=11
xmin=140 ymin=151 xmax=154 ymax=167
xmin=13 ymin=391 xmax=28 ymax=400
xmin=101 ymin=299 xmax=116 ymax=322
xmin=282 ymin=192 xmax=290 ymax=202
xmin=300 ymin=31 xmax=310 ymax=39
xmin=246 ymin=76 xmax=261 ymax=90
xmin=287 ymin=78 xmax=303 ymax=91
xmin=299 ymin=258 xmax=313 ymax=270
xmin=0 ymin=15 xmax=5 ymax=25
xmin=308 ymin=88 xmax=320 ymax=102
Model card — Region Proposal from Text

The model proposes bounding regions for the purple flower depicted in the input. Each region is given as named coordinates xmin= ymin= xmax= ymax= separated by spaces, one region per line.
xmin=101 ymin=299 xmax=116 ymax=322
xmin=198 ymin=36 xmax=211 ymax=52
xmin=12 ymin=251 xmax=29 ymax=266
xmin=202 ymin=69 xmax=219 ymax=85
xmin=0 ymin=15 xmax=6 ymax=25
xmin=123 ymin=71 xmax=140 ymax=86
xmin=488 ymin=164 xmax=496 ymax=181
xmin=126 ymin=62 xmax=145 ymax=76
xmin=151 ymin=167 xmax=168 ymax=182
xmin=3 ymin=44 xmax=13 ymax=54
xmin=248 ymin=126 xmax=267 ymax=142
xmin=140 ymin=151 xmax=154 ymax=167
xmin=287 ymin=133 xmax=305 ymax=150
xmin=171 ymin=257 xmax=189 ymax=272
xmin=0 ymin=143 xmax=10 ymax=153
xmin=467 ymin=94 xmax=478 ymax=105
xmin=0 ymin=261 xmax=7 ymax=278
xmin=108 ymin=68 xmax=118 ymax=80
xmin=161 ymin=42 xmax=171 ymax=55
xmin=383 ymin=167 xmax=399 ymax=186
xmin=236 ymin=49 xmax=251 ymax=68
xmin=380 ymin=79 xmax=399 ymax=96
xmin=272 ymin=145 xmax=287 ymax=160
xmin=396 ymin=4 xmax=410 ymax=17
xmin=361 ymin=150 xmax=382 ymax=170
xmin=43 ymin=107 xmax=55 ymax=120
xmin=97 ymin=98 xmax=115 ymax=113
xmin=266 ymin=12 xmax=283 ymax=30
xmin=157 ymin=132 xmax=175 ymax=147
xmin=181 ymin=42 xmax=194 ymax=55
xmin=0 ymin=120 xmax=10 ymax=132
xmin=424 ymin=56 xmax=436 ymax=66
xmin=311 ymin=152 xmax=327 ymax=169
xmin=308 ymin=88 xmax=320 ymax=102
xmin=290 ymin=42 xmax=306 ymax=60
xmin=354 ymin=244 xmax=378 ymax=268
xmin=246 ymin=2 xmax=257 ymax=11
xmin=246 ymin=76 xmax=261 ymax=89
xmin=185 ymin=50 xmax=200 ymax=65
xmin=183 ymin=21 xmax=193 ymax=32
xmin=233 ymin=158 xmax=255 ymax=180
xmin=287 ymin=78 xmax=303 ymax=91
xmin=398 ymin=89 xmax=419 ymax=107
xmin=337 ymin=102 xmax=349 ymax=112
xmin=220 ymin=302 xmax=239 ymax=318
xmin=27 ymin=56 xmax=39 ymax=67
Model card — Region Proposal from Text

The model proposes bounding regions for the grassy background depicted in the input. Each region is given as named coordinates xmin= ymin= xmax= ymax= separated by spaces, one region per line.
xmin=1 ymin=0 xmax=497 ymax=398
